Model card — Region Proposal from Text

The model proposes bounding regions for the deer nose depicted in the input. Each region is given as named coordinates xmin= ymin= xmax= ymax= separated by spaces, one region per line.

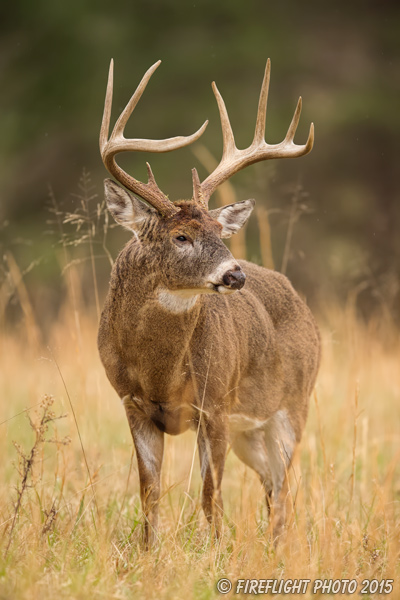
xmin=222 ymin=266 xmax=246 ymax=290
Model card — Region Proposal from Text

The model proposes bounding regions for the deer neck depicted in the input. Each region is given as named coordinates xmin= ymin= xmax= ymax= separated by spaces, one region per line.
xmin=115 ymin=240 xmax=202 ymax=315
xmin=109 ymin=240 xmax=203 ymax=371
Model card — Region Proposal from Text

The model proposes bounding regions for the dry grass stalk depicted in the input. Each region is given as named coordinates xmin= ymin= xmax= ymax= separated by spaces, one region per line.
xmin=48 ymin=184 xmax=83 ymax=353
xmin=49 ymin=347 xmax=100 ymax=519
xmin=49 ymin=169 xmax=114 ymax=324
xmin=350 ymin=382 xmax=360 ymax=503
xmin=73 ymin=169 xmax=101 ymax=320
xmin=281 ymin=183 xmax=310 ymax=275
xmin=256 ymin=206 xmax=275 ymax=269
xmin=4 ymin=251 xmax=41 ymax=351
xmin=4 ymin=395 xmax=69 ymax=558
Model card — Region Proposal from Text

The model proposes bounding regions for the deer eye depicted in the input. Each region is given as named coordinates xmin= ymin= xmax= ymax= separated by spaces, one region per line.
xmin=173 ymin=234 xmax=192 ymax=247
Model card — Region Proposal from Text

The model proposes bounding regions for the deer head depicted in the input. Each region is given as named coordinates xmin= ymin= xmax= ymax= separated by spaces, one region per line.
xmin=100 ymin=59 xmax=313 ymax=299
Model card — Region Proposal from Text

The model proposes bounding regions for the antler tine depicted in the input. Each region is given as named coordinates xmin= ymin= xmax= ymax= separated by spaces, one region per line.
xmin=284 ymin=96 xmax=302 ymax=143
xmin=112 ymin=60 xmax=161 ymax=139
xmin=192 ymin=168 xmax=206 ymax=208
xmin=211 ymin=82 xmax=237 ymax=159
xmin=253 ymin=58 xmax=271 ymax=145
xmin=284 ymin=96 xmax=315 ymax=154
xmin=100 ymin=60 xmax=209 ymax=217
xmin=99 ymin=59 xmax=114 ymax=155
xmin=197 ymin=59 xmax=314 ymax=208
xmin=304 ymin=122 xmax=315 ymax=154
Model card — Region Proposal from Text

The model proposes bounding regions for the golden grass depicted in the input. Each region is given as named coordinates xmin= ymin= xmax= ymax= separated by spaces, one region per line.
xmin=1 ymin=181 xmax=399 ymax=598
xmin=0 ymin=295 xmax=399 ymax=599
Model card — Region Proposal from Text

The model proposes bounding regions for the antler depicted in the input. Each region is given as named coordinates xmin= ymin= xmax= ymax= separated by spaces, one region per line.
xmin=100 ymin=59 xmax=208 ymax=217
xmin=193 ymin=59 xmax=314 ymax=208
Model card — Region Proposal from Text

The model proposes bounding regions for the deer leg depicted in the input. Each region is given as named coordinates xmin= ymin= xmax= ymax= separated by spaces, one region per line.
xmin=263 ymin=409 xmax=296 ymax=542
xmin=197 ymin=417 xmax=228 ymax=537
xmin=230 ymin=429 xmax=274 ymax=512
xmin=123 ymin=396 xmax=164 ymax=549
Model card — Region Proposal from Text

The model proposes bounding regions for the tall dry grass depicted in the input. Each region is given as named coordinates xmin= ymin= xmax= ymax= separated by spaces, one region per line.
xmin=0 ymin=180 xmax=399 ymax=599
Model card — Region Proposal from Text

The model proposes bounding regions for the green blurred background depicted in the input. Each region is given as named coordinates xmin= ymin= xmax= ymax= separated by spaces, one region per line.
xmin=1 ymin=0 xmax=399 ymax=329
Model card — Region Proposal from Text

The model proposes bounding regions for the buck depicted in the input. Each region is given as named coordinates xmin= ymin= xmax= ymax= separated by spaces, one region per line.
xmin=98 ymin=58 xmax=320 ymax=547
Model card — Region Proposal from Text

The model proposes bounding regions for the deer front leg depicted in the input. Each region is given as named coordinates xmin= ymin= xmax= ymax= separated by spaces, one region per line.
xmin=197 ymin=416 xmax=228 ymax=537
xmin=123 ymin=396 xmax=164 ymax=549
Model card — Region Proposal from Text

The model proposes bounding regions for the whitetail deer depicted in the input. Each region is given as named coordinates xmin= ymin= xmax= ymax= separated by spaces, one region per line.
xmin=98 ymin=59 xmax=320 ymax=547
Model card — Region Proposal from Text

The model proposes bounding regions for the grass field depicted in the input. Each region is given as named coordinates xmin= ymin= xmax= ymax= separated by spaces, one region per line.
xmin=1 ymin=239 xmax=399 ymax=598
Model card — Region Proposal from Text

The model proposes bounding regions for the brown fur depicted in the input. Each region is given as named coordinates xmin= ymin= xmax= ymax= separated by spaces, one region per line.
xmin=98 ymin=191 xmax=321 ymax=546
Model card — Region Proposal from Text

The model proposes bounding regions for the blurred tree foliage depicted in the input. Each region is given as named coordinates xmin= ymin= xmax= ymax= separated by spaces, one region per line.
xmin=1 ymin=0 xmax=399 ymax=323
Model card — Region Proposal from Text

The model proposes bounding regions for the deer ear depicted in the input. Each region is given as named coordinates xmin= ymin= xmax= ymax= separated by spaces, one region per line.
xmin=209 ymin=199 xmax=255 ymax=238
xmin=104 ymin=179 xmax=157 ymax=231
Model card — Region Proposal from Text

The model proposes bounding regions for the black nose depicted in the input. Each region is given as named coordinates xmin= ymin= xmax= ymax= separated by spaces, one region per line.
xmin=222 ymin=267 xmax=246 ymax=290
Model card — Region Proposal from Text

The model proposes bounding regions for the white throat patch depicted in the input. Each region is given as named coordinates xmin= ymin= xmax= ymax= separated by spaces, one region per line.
xmin=158 ymin=289 xmax=199 ymax=314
